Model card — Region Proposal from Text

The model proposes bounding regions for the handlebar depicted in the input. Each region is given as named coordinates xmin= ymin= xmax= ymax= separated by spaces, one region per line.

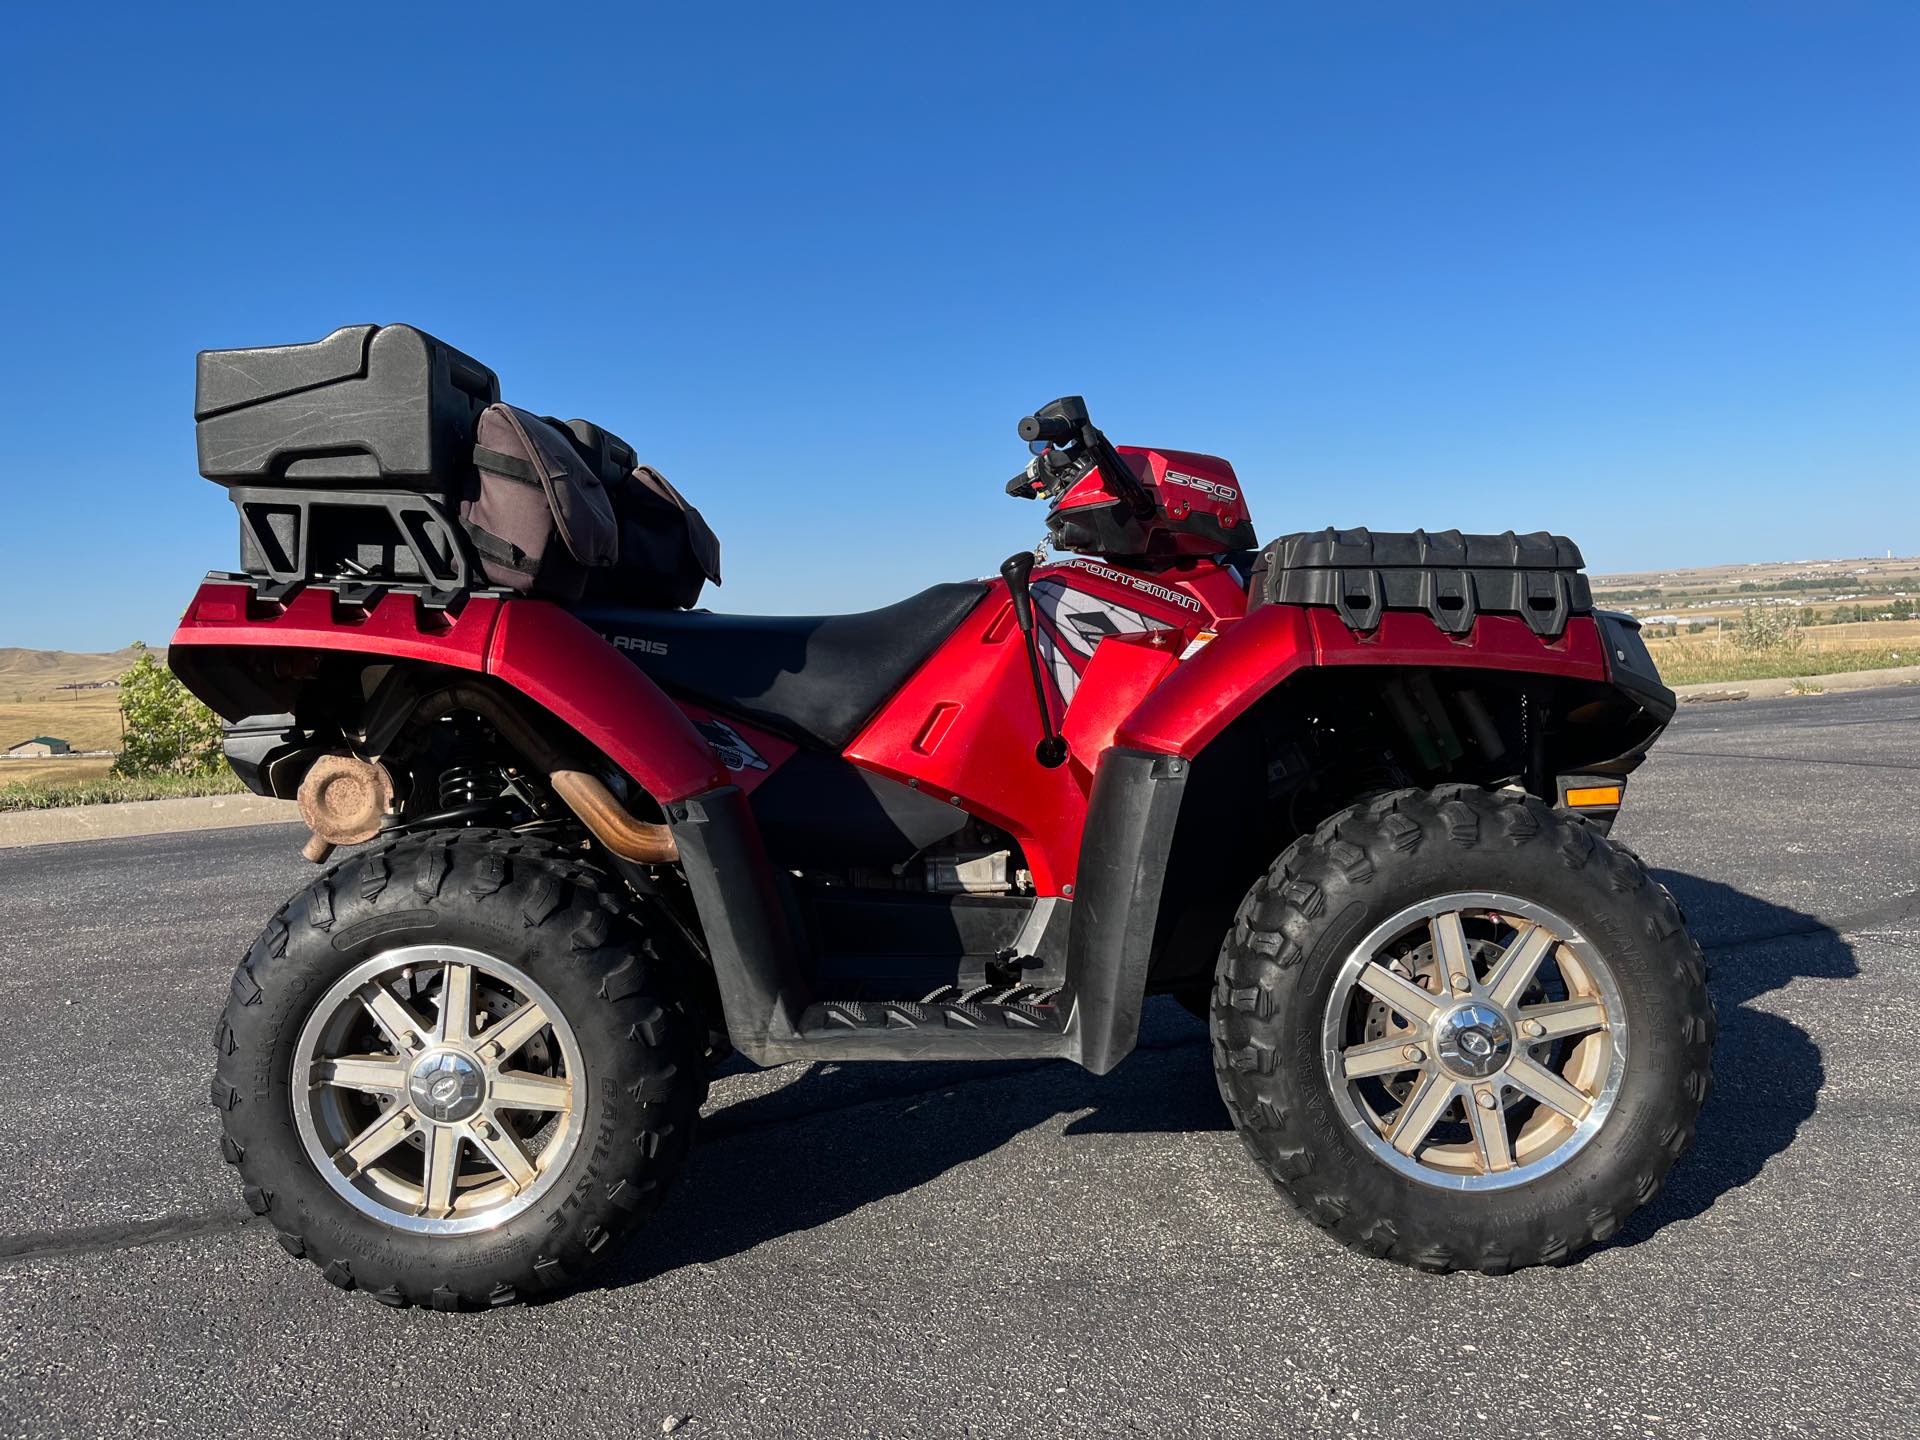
xmin=1017 ymin=413 xmax=1076 ymax=445
xmin=1012 ymin=396 xmax=1156 ymax=521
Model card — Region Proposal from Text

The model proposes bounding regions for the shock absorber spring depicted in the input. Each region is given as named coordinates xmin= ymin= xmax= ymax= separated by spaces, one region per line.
xmin=438 ymin=755 xmax=501 ymax=810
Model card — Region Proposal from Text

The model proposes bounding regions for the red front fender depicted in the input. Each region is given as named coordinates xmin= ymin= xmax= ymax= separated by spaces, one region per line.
xmin=171 ymin=582 xmax=727 ymax=803
xmin=1115 ymin=604 xmax=1611 ymax=757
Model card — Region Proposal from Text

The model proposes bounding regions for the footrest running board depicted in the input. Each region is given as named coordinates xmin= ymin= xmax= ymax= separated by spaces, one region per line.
xmin=749 ymin=990 xmax=1077 ymax=1062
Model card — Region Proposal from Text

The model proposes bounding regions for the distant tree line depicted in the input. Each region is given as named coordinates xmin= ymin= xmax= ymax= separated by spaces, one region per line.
xmin=1598 ymin=576 xmax=1915 ymax=603
xmin=1732 ymin=576 xmax=1908 ymax=594
xmin=1640 ymin=597 xmax=1915 ymax=640
xmin=1814 ymin=598 xmax=1916 ymax=625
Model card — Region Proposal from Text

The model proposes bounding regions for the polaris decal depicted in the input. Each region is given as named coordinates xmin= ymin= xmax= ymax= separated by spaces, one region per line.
xmin=1030 ymin=579 xmax=1160 ymax=704
xmin=694 ymin=717 xmax=768 ymax=773
xmin=1162 ymin=469 xmax=1238 ymax=503
xmin=608 ymin=633 xmax=669 ymax=656
xmin=1045 ymin=559 xmax=1203 ymax=612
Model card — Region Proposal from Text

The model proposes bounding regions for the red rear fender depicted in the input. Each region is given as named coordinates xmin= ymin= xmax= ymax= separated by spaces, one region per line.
xmin=486 ymin=601 xmax=728 ymax=801
xmin=170 ymin=582 xmax=727 ymax=803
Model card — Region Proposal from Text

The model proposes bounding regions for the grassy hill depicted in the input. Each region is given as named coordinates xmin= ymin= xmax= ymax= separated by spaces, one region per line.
xmin=0 ymin=646 xmax=159 ymax=784
xmin=0 ymin=645 xmax=158 ymax=693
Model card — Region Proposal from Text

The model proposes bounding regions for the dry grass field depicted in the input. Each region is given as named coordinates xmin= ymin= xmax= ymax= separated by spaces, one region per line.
xmin=1786 ymin=618 xmax=1920 ymax=653
xmin=0 ymin=645 xmax=151 ymax=755
xmin=1643 ymin=619 xmax=1920 ymax=686
xmin=1644 ymin=618 xmax=1920 ymax=661
xmin=0 ymin=693 xmax=124 ymax=753
xmin=0 ymin=642 xmax=249 ymax=810
xmin=0 ymin=755 xmax=117 ymax=787
xmin=0 ymin=647 xmax=145 ymax=798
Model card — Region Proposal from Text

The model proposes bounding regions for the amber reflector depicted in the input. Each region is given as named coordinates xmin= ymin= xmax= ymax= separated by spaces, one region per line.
xmin=1565 ymin=785 xmax=1624 ymax=808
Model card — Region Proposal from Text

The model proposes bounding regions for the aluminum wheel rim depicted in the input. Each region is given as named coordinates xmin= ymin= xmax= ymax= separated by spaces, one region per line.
xmin=291 ymin=944 xmax=587 ymax=1235
xmin=1320 ymin=892 xmax=1628 ymax=1192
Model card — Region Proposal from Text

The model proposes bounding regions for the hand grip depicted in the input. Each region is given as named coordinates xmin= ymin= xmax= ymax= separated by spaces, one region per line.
xmin=1018 ymin=413 xmax=1077 ymax=445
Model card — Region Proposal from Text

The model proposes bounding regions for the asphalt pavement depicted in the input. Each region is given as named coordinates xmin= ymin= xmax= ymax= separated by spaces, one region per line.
xmin=1 ymin=688 xmax=1916 ymax=1438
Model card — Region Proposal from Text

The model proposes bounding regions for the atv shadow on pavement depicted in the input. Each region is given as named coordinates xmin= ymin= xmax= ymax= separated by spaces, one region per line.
xmin=586 ymin=871 xmax=1849 ymax=1293
xmin=588 ymin=1006 xmax=1225 ymax=1294
xmin=1611 ymin=870 xmax=1857 ymax=1249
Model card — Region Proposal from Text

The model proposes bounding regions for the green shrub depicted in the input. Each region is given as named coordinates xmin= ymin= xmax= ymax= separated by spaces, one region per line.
xmin=1729 ymin=605 xmax=1804 ymax=654
xmin=114 ymin=642 xmax=224 ymax=777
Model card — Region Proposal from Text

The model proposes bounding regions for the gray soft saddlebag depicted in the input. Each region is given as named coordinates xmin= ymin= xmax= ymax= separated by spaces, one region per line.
xmin=460 ymin=404 xmax=619 ymax=600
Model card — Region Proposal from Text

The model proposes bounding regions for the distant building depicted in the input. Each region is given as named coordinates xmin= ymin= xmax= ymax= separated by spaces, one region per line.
xmin=4 ymin=737 xmax=71 ymax=758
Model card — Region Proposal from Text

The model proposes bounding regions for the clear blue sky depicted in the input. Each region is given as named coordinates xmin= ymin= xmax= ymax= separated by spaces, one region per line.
xmin=3 ymin=2 xmax=1915 ymax=652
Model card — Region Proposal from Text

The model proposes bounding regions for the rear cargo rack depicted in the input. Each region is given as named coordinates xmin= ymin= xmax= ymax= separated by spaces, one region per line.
xmin=194 ymin=324 xmax=501 ymax=602
xmin=231 ymin=487 xmax=473 ymax=596
xmin=205 ymin=568 xmax=514 ymax=616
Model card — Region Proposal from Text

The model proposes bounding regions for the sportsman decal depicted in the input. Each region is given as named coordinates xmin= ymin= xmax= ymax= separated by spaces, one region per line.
xmin=1029 ymin=579 xmax=1160 ymax=705
xmin=1047 ymin=558 xmax=1203 ymax=611
xmin=693 ymin=717 xmax=768 ymax=773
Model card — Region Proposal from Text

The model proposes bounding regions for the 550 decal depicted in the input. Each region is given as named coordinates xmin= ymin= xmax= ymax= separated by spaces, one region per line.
xmin=1161 ymin=468 xmax=1239 ymax=503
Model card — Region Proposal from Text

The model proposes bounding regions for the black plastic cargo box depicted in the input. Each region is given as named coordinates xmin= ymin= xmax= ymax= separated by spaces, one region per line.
xmin=1249 ymin=527 xmax=1592 ymax=639
xmin=195 ymin=324 xmax=498 ymax=489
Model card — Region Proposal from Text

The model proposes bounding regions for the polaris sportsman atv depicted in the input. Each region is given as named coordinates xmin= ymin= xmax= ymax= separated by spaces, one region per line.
xmin=178 ymin=324 xmax=1712 ymax=1308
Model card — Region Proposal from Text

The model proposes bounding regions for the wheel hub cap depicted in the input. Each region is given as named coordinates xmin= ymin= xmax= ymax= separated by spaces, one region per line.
xmin=408 ymin=1049 xmax=485 ymax=1122
xmin=290 ymin=945 xmax=585 ymax=1235
xmin=1435 ymin=1003 xmax=1512 ymax=1079
xmin=1320 ymin=893 xmax=1628 ymax=1192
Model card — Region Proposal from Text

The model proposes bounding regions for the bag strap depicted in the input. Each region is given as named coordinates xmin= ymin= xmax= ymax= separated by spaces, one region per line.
xmin=460 ymin=519 xmax=536 ymax=573
xmin=473 ymin=445 xmax=542 ymax=487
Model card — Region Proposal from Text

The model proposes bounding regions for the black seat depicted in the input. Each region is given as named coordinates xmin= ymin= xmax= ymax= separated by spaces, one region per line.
xmin=571 ymin=583 xmax=988 ymax=750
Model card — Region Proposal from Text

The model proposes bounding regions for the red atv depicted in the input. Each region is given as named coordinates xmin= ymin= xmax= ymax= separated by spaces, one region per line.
xmin=177 ymin=325 xmax=1711 ymax=1308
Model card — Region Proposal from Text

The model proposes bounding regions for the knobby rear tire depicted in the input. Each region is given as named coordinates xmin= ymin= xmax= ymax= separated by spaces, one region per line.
xmin=211 ymin=829 xmax=706 ymax=1309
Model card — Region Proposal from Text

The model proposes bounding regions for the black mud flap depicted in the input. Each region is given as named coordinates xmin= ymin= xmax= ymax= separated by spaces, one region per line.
xmin=1063 ymin=748 xmax=1190 ymax=1075
xmin=667 ymin=784 xmax=809 ymax=1061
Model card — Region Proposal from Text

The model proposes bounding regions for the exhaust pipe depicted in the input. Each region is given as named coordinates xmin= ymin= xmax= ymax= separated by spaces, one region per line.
xmin=298 ymin=684 xmax=678 ymax=865
xmin=546 ymin=769 xmax=678 ymax=863
xmin=417 ymin=685 xmax=679 ymax=865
